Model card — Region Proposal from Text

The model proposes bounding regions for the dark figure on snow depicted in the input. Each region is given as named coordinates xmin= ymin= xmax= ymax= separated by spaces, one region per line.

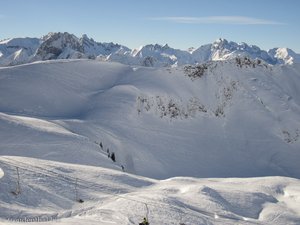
xmin=121 ymin=165 xmax=125 ymax=172
xmin=139 ymin=217 xmax=149 ymax=225
xmin=111 ymin=152 xmax=116 ymax=162
xmin=100 ymin=142 xmax=103 ymax=149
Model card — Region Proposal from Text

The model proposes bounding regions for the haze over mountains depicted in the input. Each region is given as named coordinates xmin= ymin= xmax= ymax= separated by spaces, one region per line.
xmin=1 ymin=32 xmax=300 ymax=67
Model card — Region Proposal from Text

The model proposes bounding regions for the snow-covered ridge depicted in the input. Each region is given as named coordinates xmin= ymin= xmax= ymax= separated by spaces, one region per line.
xmin=0 ymin=37 xmax=40 ymax=66
xmin=1 ymin=32 xmax=299 ymax=67
xmin=1 ymin=59 xmax=300 ymax=180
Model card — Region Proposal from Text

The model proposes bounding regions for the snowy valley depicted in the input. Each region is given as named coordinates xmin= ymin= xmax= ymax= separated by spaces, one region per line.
xmin=0 ymin=38 xmax=300 ymax=224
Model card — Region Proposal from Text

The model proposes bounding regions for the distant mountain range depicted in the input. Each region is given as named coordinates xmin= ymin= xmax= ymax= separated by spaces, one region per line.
xmin=0 ymin=32 xmax=299 ymax=67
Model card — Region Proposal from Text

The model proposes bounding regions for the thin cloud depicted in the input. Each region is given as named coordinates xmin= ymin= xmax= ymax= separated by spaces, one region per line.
xmin=149 ymin=16 xmax=285 ymax=25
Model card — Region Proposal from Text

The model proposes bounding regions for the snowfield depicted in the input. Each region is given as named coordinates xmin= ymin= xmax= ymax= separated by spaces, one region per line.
xmin=0 ymin=157 xmax=300 ymax=225
xmin=0 ymin=59 xmax=300 ymax=224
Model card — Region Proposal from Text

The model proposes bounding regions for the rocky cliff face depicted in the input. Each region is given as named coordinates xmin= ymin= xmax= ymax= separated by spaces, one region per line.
xmin=35 ymin=32 xmax=85 ymax=60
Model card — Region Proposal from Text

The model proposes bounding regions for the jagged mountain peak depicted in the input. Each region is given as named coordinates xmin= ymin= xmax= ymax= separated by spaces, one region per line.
xmin=138 ymin=43 xmax=171 ymax=52
xmin=0 ymin=32 xmax=299 ymax=67
xmin=0 ymin=37 xmax=40 ymax=66
xmin=212 ymin=38 xmax=229 ymax=46
xmin=212 ymin=38 xmax=262 ymax=53
xmin=35 ymin=32 xmax=84 ymax=60
xmin=81 ymin=33 xmax=90 ymax=40
xmin=80 ymin=33 xmax=98 ymax=45
xmin=206 ymin=38 xmax=276 ymax=64
xmin=268 ymin=47 xmax=300 ymax=65
xmin=41 ymin=32 xmax=78 ymax=42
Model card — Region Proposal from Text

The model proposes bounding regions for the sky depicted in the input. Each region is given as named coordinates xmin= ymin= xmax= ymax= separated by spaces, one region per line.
xmin=0 ymin=0 xmax=300 ymax=52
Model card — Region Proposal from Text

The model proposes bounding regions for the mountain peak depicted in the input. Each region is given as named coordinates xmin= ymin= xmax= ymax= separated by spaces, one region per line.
xmin=0 ymin=33 xmax=299 ymax=67
xmin=82 ymin=34 xmax=89 ymax=39
xmin=213 ymin=38 xmax=229 ymax=46
xmin=214 ymin=38 xmax=228 ymax=43
xmin=268 ymin=47 xmax=300 ymax=65
xmin=35 ymin=32 xmax=83 ymax=60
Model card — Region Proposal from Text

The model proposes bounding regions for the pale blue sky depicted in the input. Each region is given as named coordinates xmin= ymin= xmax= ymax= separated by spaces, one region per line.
xmin=1 ymin=0 xmax=299 ymax=52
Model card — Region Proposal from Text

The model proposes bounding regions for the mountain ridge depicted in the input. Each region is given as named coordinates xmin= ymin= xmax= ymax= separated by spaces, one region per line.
xmin=1 ymin=32 xmax=299 ymax=67
xmin=1 ymin=58 xmax=300 ymax=179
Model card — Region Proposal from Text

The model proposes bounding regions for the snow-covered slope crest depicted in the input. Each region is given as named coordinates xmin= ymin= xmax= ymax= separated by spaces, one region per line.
xmin=1 ymin=59 xmax=300 ymax=180
xmin=0 ymin=156 xmax=300 ymax=225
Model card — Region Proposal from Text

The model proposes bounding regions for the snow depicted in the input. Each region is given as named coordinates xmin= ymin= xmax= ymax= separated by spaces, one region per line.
xmin=1 ymin=59 xmax=300 ymax=178
xmin=0 ymin=113 xmax=76 ymax=136
xmin=0 ymin=157 xmax=299 ymax=225
xmin=0 ymin=167 xmax=3 ymax=179
xmin=1 ymin=32 xmax=300 ymax=67
xmin=0 ymin=37 xmax=40 ymax=66
xmin=0 ymin=59 xmax=300 ymax=224
xmin=268 ymin=48 xmax=300 ymax=65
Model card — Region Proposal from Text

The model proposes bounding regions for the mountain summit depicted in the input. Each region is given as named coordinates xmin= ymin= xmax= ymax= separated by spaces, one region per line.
xmin=0 ymin=32 xmax=299 ymax=67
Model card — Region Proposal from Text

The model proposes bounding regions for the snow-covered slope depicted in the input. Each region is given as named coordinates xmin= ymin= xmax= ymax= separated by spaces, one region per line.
xmin=1 ymin=32 xmax=300 ymax=67
xmin=0 ymin=38 xmax=40 ymax=66
xmin=1 ymin=59 xmax=300 ymax=224
xmin=1 ymin=156 xmax=300 ymax=225
xmin=198 ymin=38 xmax=276 ymax=64
xmin=268 ymin=47 xmax=300 ymax=65
xmin=1 ymin=59 xmax=300 ymax=179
